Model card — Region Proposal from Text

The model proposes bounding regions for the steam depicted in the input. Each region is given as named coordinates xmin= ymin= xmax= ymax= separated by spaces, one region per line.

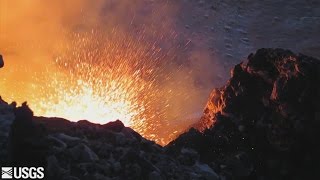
xmin=0 ymin=0 xmax=223 ymax=144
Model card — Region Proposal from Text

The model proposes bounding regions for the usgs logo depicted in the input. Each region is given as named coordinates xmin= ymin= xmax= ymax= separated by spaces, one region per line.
xmin=1 ymin=167 xmax=44 ymax=179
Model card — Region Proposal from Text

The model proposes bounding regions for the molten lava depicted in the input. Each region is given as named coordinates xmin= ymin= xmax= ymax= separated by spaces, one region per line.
xmin=0 ymin=1 xmax=208 ymax=145
xmin=0 ymin=29 xmax=196 ymax=145
xmin=35 ymin=30 xmax=160 ymax=126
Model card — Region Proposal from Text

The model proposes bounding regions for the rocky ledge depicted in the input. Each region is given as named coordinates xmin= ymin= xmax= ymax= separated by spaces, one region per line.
xmin=0 ymin=99 xmax=219 ymax=180
xmin=0 ymin=48 xmax=319 ymax=180
xmin=168 ymin=48 xmax=320 ymax=179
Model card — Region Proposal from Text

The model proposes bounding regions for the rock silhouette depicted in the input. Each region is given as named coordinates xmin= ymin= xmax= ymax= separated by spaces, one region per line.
xmin=168 ymin=48 xmax=320 ymax=180
xmin=1 ymin=103 xmax=219 ymax=180
xmin=0 ymin=54 xmax=4 ymax=68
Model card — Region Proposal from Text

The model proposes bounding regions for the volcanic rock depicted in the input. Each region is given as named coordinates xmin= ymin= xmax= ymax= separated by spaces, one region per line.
xmin=178 ymin=148 xmax=199 ymax=166
xmin=102 ymin=120 xmax=125 ymax=132
xmin=69 ymin=143 xmax=99 ymax=162
xmin=168 ymin=48 xmax=320 ymax=179
xmin=1 ymin=102 xmax=221 ymax=179
xmin=0 ymin=97 xmax=15 ymax=165
xmin=148 ymin=171 xmax=162 ymax=180
xmin=9 ymin=102 xmax=49 ymax=166
xmin=0 ymin=54 xmax=4 ymax=68
xmin=51 ymin=133 xmax=82 ymax=147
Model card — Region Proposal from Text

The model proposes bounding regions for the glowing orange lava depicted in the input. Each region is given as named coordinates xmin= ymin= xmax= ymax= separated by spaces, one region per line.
xmin=0 ymin=29 xmax=196 ymax=145
xmin=0 ymin=1 xmax=207 ymax=146
xmin=33 ymin=30 xmax=158 ymax=127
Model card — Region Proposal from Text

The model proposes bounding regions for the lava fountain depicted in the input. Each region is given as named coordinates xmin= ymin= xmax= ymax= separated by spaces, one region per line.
xmin=0 ymin=28 xmax=195 ymax=145
xmin=0 ymin=0 xmax=208 ymax=145
xmin=34 ymin=29 xmax=164 ymax=127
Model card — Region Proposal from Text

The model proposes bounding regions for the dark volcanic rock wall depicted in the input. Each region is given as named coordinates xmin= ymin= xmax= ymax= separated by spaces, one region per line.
xmin=0 ymin=97 xmax=15 ymax=165
xmin=168 ymin=49 xmax=320 ymax=179
xmin=0 ymin=103 xmax=219 ymax=180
